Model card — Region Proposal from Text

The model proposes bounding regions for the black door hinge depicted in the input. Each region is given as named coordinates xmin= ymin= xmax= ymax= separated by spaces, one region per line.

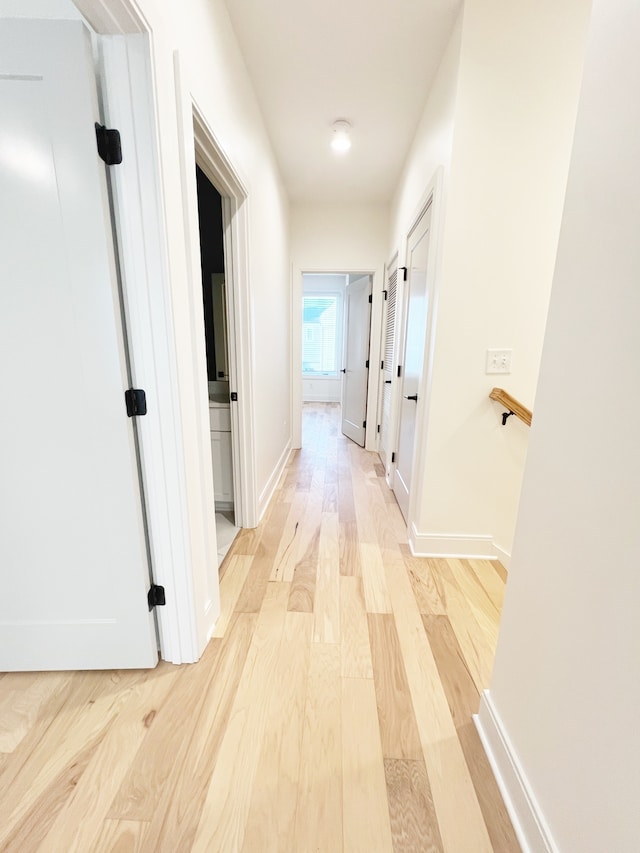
xmin=400 ymin=266 xmax=408 ymax=281
xmin=147 ymin=584 xmax=166 ymax=611
xmin=125 ymin=388 xmax=147 ymax=417
xmin=397 ymin=365 xmax=402 ymax=378
xmin=95 ymin=123 xmax=123 ymax=165
xmin=365 ymin=359 xmax=369 ymax=369
xmin=380 ymin=360 xmax=384 ymax=370
xmin=363 ymin=420 xmax=366 ymax=429
xmin=230 ymin=391 xmax=238 ymax=401
xmin=377 ymin=424 xmax=380 ymax=433
xmin=391 ymin=452 xmax=396 ymax=463
xmin=368 ymin=293 xmax=372 ymax=303
xmin=383 ymin=290 xmax=388 ymax=300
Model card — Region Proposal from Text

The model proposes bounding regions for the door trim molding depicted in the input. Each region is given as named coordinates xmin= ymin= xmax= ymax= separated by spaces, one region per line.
xmin=293 ymin=268 xmax=382 ymax=451
xmin=77 ymin=0 xmax=256 ymax=662
xmin=97 ymin=33 xmax=199 ymax=664
xmin=392 ymin=167 xmax=445 ymax=533
xmin=190 ymin=89 xmax=258 ymax=531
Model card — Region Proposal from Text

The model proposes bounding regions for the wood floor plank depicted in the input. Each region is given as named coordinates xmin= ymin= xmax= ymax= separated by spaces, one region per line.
xmin=234 ymin=549 xmax=274 ymax=613
xmin=323 ymin=480 xmax=338 ymax=512
xmin=294 ymin=643 xmax=342 ymax=853
xmin=92 ymin=819 xmax=149 ymax=853
xmin=287 ymin=525 xmax=319 ymax=613
xmin=107 ymin=641 xmax=223 ymax=821
xmin=360 ymin=542 xmax=393 ymax=613
xmin=340 ymin=576 xmax=373 ymax=678
xmin=342 ymin=677 xmax=393 ymax=852
xmin=190 ymin=582 xmax=290 ymax=852
xmin=213 ymin=555 xmax=253 ymax=637
xmin=269 ymin=491 xmax=308 ymax=582
xmin=286 ymin=466 xmax=326 ymax=606
xmin=458 ymin=722 xmax=521 ymax=853
xmin=351 ymin=469 xmax=380 ymax=544
xmin=0 ymin=672 xmax=94 ymax=796
xmin=242 ymin=611 xmax=313 ymax=852
xmin=231 ymin=524 xmax=262 ymax=557
xmin=428 ymin=558 xmax=496 ymax=691
xmin=338 ymin=465 xmax=357 ymax=524
xmin=235 ymin=497 xmax=293 ymax=612
xmin=384 ymin=758 xmax=444 ymax=853
xmin=0 ymin=672 xmax=70 ymax=755
xmin=493 ymin=560 xmax=508 ymax=583
xmin=422 ymin=615 xmax=480 ymax=727
xmin=400 ymin=545 xmax=446 ymax=615
xmin=383 ymin=552 xmax=493 ymax=853
xmin=368 ymin=614 xmax=422 ymax=760
xmin=447 ymin=558 xmax=500 ymax=646
xmin=37 ymin=666 xmax=177 ymax=853
xmin=0 ymin=670 xmax=143 ymax=849
xmin=468 ymin=558 xmax=507 ymax=612
xmin=339 ymin=520 xmax=362 ymax=576
xmin=1 ymin=729 xmax=104 ymax=852
xmin=313 ymin=512 xmax=341 ymax=643
xmin=142 ymin=612 xmax=257 ymax=851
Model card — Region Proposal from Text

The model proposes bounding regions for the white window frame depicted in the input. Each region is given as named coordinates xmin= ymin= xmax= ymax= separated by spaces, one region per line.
xmin=301 ymin=290 xmax=343 ymax=379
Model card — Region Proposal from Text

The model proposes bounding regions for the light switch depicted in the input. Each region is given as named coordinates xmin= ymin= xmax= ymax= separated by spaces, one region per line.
xmin=486 ymin=348 xmax=512 ymax=374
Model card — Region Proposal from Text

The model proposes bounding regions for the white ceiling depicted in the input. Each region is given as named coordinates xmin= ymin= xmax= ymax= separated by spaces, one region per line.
xmin=222 ymin=0 xmax=462 ymax=204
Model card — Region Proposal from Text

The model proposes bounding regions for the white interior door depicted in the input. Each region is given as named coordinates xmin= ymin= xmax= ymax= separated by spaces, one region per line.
xmin=0 ymin=19 xmax=158 ymax=671
xmin=393 ymin=206 xmax=433 ymax=521
xmin=379 ymin=259 xmax=398 ymax=470
xmin=341 ymin=275 xmax=372 ymax=446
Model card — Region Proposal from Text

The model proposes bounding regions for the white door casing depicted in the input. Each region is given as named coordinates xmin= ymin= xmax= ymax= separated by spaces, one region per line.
xmin=0 ymin=19 xmax=157 ymax=670
xmin=393 ymin=204 xmax=433 ymax=522
xmin=341 ymin=276 xmax=372 ymax=446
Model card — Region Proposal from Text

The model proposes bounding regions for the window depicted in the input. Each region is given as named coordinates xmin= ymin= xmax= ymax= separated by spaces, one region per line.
xmin=302 ymin=294 xmax=341 ymax=376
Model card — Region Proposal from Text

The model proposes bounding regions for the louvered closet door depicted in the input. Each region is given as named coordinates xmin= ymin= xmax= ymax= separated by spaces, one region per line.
xmin=379 ymin=260 xmax=398 ymax=469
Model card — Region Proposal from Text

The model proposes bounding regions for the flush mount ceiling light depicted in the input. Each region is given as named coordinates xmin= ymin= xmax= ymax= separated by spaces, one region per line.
xmin=331 ymin=119 xmax=352 ymax=153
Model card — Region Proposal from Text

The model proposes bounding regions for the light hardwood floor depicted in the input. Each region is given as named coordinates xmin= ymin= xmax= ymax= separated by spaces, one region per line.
xmin=0 ymin=403 xmax=520 ymax=852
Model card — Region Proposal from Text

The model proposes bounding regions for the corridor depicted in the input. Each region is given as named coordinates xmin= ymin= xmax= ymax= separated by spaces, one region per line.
xmin=0 ymin=403 xmax=518 ymax=852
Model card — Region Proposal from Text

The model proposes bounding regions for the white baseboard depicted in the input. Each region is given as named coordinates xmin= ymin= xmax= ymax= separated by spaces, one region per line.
xmin=494 ymin=543 xmax=511 ymax=570
xmin=258 ymin=439 xmax=292 ymax=521
xmin=409 ymin=524 xmax=497 ymax=560
xmin=302 ymin=394 xmax=341 ymax=403
xmin=474 ymin=691 xmax=558 ymax=853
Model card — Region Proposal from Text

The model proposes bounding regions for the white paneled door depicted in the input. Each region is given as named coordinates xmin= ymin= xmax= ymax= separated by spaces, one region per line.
xmin=0 ymin=20 xmax=158 ymax=670
xmin=393 ymin=205 xmax=433 ymax=521
xmin=341 ymin=276 xmax=372 ymax=446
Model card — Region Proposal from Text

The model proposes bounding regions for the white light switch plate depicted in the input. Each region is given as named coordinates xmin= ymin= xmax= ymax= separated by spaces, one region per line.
xmin=486 ymin=349 xmax=512 ymax=374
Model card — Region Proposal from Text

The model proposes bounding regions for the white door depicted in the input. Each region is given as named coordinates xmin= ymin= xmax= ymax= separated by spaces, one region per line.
xmin=341 ymin=276 xmax=372 ymax=446
xmin=378 ymin=258 xmax=399 ymax=470
xmin=0 ymin=19 xmax=158 ymax=671
xmin=393 ymin=205 xmax=433 ymax=521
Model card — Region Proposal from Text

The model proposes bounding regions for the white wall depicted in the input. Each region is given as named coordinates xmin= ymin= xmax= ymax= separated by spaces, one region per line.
xmin=290 ymin=202 xmax=388 ymax=448
xmin=388 ymin=9 xmax=462 ymax=252
xmin=302 ymin=274 xmax=346 ymax=403
xmin=483 ymin=2 xmax=640 ymax=849
xmin=390 ymin=0 xmax=591 ymax=560
xmin=139 ymin=0 xmax=291 ymax=511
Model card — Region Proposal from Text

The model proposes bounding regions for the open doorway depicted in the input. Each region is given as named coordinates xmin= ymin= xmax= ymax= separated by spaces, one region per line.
xmin=195 ymin=166 xmax=239 ymax=565
xmin=301 ymin=272 xmax=373 ymax=448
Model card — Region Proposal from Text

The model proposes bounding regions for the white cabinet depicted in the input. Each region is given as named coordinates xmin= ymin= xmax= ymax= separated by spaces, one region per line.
xmin=209 ymin=402 xmax=233 ymax=507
